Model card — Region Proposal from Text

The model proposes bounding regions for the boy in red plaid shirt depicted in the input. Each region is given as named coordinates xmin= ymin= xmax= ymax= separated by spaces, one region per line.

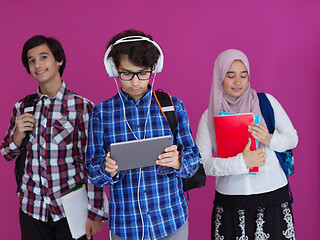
xmin=1 ymin=35 xmax=108 ymax=240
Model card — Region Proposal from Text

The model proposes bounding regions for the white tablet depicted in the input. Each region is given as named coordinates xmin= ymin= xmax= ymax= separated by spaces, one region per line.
xmin=110 ymin=135 xmax=173 ymax=171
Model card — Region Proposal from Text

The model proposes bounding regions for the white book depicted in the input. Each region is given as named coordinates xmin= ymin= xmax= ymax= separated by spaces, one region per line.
xmin=61 ymin=185 xmax=88 ymax=239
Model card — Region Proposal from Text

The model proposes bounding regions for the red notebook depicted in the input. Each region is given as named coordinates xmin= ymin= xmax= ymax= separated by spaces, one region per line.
xmin=214 ymin=114 xmax=259 ymax=173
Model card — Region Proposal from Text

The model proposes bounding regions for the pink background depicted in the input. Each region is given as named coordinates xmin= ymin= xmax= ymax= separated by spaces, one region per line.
xmin=0 ymin=0 xmax=319 ymax=239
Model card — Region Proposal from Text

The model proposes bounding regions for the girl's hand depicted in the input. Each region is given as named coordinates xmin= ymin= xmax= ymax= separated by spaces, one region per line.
xmin=248 ymin=122 xmax=273 ymax=146
xmin=242 ymin=138 xmax=266 ymax=169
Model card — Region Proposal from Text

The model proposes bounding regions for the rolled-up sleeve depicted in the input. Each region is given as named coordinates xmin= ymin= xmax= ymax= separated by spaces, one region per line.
xmin=1 ymin=102 xmax=23 ymax=161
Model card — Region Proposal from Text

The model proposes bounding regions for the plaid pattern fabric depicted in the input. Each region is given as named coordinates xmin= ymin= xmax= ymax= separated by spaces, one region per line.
xmin=86 ymin=87 xmax=199 ymax=239
xmin=1 ymin=81 xmax=108 ymax=222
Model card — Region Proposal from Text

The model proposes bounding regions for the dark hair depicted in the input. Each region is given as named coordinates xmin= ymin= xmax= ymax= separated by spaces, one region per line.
xmin=107 ymin=29 xmax=160 ymax=69
xmin=21 ymin=35 xmax=66 ymax=76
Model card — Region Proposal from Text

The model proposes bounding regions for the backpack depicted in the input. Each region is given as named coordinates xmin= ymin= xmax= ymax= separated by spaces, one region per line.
xmin=153 ymin=89 xmax=206 ymax=199
xmin=14 ymin=94 xmax=38 ymax=193
xmin=257 ymin=93 xmax=294 ymax=177
xmin=257 ymin=93 xmax=294 ymax=201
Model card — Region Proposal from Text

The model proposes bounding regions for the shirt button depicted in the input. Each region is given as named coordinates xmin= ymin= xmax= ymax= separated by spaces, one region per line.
xmin=144 ymin=190 xmax=147 ymax=193
xmin=44 ymin=196 xmax=51 ymax=204
xmin=41 ymin=177 xmax=47 ymax=185
xmin=147 ymin=211 xmax=150 ymax=214
xmin=44 ymin=99 xmax=51 ymax=106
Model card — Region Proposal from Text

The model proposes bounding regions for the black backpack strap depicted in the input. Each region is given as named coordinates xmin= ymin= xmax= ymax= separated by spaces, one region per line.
xmin=23 ymin=94 xmax=38 ymax=114
xmin=153 ymin=89 xmax=178 ymax=144
xmin=15 ymin=94 xmax=38 ymax=192
xmin=153 ymin=89 xmax=206 ymax=199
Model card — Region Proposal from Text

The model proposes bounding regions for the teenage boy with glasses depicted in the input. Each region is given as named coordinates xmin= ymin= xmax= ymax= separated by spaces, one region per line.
xmin=85 ymin=29 xmax=200 ymax=240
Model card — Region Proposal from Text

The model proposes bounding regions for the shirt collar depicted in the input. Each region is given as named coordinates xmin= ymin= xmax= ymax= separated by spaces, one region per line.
xmin=37 ymin=81 xmax=68 ymax=103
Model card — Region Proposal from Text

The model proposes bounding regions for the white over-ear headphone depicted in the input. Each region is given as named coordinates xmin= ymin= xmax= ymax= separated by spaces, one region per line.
xmin=104 ymin=36 xmax=164 ymax=77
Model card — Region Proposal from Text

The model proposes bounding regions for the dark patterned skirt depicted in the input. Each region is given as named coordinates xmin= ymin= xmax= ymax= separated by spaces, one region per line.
xmin=211 ymin=185 xmax=295 ymax=240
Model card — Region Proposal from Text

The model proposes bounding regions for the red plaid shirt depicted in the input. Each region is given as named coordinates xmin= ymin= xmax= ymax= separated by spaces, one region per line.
xmin=1 ymin=81 xmax=108 ymax=222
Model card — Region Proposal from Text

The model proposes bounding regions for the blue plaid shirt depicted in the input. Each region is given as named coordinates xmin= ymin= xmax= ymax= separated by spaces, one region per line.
xmin=86 ymin=87 xmax=199 ymax=239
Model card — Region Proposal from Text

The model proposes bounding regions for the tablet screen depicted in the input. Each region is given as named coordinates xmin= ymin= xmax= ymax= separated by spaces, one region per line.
xmin=110 ymin=135 xmax=173 ymax=171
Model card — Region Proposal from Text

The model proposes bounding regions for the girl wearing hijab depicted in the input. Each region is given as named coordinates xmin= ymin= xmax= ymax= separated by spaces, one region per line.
xmin=196 ymin=49 xmax=298 ymax=239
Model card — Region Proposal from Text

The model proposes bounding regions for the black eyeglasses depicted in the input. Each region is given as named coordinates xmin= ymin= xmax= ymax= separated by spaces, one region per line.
xmin=118 ymin=71 xmax=152 ymax=81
